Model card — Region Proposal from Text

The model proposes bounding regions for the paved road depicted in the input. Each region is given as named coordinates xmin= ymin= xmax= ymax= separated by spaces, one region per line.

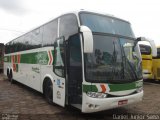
xmin=0 ymin=74 xmax=160 ymax=120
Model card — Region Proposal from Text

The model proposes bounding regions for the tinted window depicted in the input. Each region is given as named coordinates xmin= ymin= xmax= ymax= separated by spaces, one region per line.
xmin=80 ymin=13 xmax=134 ymax=38
xmin=139 ymin=44 xmax=151 ymax=55
xmin=68 ymin=34 xmax=82 ymax=66
xmin=5 ymin=43 xmax=10 ymax=54
xmin=5 ymin=41 xmax=13 ymax=53
xmin=23 ymin=32 xmax=32 ymax=50
xmin=59 ymin=14 xmax=78 ymax=39
xmin=31 ymin=27 xmax=43 ymax=48
xmin=9 ymin=41 xmax=14 ymax=53
xmin=14 ymin=37 xmax=24 ymax=52
xmin=43 ymin=19 xmax=58 ymax=47
xmin=85 ymin=35 xmax=123 ymax=81
xmin=54 ymin=37 xmax=65 ymax=77
xmin=85 ymin=34 xmax=142 ymax=83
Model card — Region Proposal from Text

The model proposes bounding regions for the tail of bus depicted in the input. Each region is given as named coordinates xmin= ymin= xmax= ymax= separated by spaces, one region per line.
xmin=153 ymin=46 xmax=160 ymax=80
xmin=138 ymin=37 xmax=157 ymax=80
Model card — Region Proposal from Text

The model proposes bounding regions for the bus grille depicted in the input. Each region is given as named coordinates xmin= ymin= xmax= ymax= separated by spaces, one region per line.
xmin=157 ymin=68 xmax=160 ymax=77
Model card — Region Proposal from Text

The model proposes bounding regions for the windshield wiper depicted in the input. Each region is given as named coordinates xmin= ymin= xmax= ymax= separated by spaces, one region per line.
xmin=124 ymin=56 xmax=138 ymax=80
xmin=111 ymin=41 xmax=117 ymax=79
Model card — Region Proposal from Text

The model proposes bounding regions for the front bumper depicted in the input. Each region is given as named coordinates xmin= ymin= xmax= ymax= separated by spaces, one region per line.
xmin=82 ymin=91 xmax=143 ymax=113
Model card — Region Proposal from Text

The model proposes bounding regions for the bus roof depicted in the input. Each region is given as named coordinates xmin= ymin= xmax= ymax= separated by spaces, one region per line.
xmin=67 ymin=10 xmax=130 ymax=24
xmin=6 ymin=10 xmax=131 ymax=45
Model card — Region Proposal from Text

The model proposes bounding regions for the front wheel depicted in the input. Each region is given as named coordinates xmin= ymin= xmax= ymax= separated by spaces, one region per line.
xmin=44 ymin=80 xmax=53 ymax=104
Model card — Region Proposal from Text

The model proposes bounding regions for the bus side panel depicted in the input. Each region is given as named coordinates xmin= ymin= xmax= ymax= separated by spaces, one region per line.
xmin=141 ymin=54 xmax=153 ymax=79
xmin=3 ymin=48 xmax=54 ymax=93
xmin=153 ymin=58 xmax=160 ymax=80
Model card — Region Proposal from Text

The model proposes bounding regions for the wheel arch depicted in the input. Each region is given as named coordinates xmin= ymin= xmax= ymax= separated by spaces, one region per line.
xmin=42 ymin=74 xmax=54 ymax=94
xmin=9 ymin=68 xmax=13 ymax=78
xmin=6 ymin=67 xmax=13 ymax=78
xmin=7 ymin=67 xmax=10 ymax=77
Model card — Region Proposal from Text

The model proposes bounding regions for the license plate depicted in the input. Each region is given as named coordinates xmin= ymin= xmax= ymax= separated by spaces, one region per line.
xmin=118 ymin=99 xmax=128 ymax=106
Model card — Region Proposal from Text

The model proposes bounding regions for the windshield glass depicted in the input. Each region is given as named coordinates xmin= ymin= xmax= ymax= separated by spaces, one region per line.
xmin=80 ymin=12 xmax=134 ymax=38
xmin=80 ymin=12 xmax=142 ymax=83
xmin=84 ymin=34 xmax=142 ymax=83
xmin=139 ymin=44 xmax=151 ymax=55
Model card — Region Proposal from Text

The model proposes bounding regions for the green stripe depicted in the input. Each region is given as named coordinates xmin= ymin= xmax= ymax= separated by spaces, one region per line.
xmin=4 ymin=50 xmax=54 ymax=65
xmin=4 ymin=56 xmax=11 ymax=62
xmin=109 ymin=81 xmax=142 ymax=92
xmin=21 ymin=51 xmax=47 ymax=64
xmin=83 ymin=81 xmax=143 ymax=93
xmin=83 ymin=84 xmax=98 ymax=92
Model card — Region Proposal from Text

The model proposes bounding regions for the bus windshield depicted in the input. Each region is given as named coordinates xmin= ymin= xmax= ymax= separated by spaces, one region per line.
xmin=139 ymin=44 xmax=151 ymax=55
xmin=79 ymin=12 xmax=134 ymax=38
xmin=80 ymin=12 xmax=142 ymax=83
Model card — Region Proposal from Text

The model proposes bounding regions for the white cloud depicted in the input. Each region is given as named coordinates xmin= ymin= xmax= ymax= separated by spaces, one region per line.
xmin=0 ymin=0 xmax=160 ymax=45
xmin=0 ymin=0 xmax=28 ymax=15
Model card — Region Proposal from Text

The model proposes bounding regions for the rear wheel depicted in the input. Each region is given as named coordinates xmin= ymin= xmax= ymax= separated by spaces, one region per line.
xmin=7 ymin=69 xmax=10 ymax=80
xmin=8 ymin=69 xmax=12 ymax=82
xmin=9 ymin=70 xmax=15 ymax=84
xmin=44 ymin=80 xmax=53 ymax=104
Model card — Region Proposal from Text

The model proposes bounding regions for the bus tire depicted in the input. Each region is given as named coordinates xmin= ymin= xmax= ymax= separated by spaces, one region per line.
xmin=7 ymin=69 xmax=10 ymax=80
xmin=44 ymin=79 xmax=53 ymax=104
xmin=9 ymin=70 xmax=15 ymax=84
xmin=8 ymin=69 xmax=12 ymax=82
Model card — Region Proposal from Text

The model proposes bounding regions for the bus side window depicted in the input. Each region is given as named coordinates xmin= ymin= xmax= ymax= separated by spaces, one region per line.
xmin=53 ymin=37 xmax=65 ymax=77
xmin=43 ymin=19 xmax=58 ymax=47
xmin=59 ymin=14 xmax=78 ymax=40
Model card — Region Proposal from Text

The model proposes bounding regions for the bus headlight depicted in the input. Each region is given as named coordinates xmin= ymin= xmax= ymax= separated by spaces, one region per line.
xmin=87 ymin=92 xmax=107 ymax=98
xmin=136 ymin=87 xmax=143 ymax=93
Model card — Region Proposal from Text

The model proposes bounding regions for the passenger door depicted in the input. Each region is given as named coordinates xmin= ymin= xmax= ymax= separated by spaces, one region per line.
xmin=53 ymin=37 xmax=66 ymax=107
xmin=67 ymin=34 xmax=82 ymax=105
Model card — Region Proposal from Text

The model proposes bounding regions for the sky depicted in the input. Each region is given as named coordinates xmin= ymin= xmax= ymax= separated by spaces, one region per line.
xmin=0 ymin=0 xmax=160 ymax=46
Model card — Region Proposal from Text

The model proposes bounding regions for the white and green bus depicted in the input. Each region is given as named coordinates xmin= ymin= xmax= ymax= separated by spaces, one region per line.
xmin=4 ymin=10 xmax=143 ymax=113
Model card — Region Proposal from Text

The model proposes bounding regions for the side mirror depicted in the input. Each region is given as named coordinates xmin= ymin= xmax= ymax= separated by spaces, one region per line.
xmin=132 ymin=52 xmax=139 ymax=60
xmin=80 ymin=26 xmax=93 ymax=53
xmin=137 ymin=37 xmax=157 ymax=57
